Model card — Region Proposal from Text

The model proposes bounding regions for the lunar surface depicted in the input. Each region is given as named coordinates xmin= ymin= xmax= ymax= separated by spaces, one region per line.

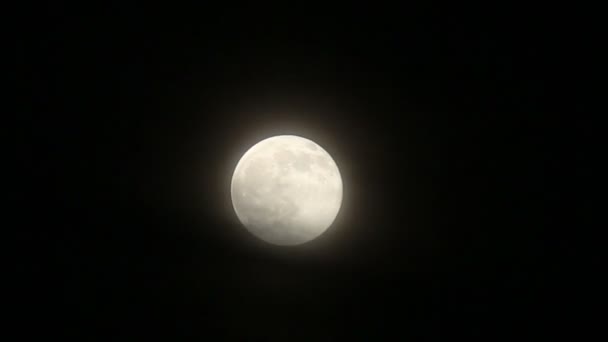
xmin=231 ymin=135 xmax=343 ymax=245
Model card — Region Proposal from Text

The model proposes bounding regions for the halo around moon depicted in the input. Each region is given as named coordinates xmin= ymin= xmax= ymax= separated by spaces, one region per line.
xmin=230 ymin=135 xmax=343 ymax=246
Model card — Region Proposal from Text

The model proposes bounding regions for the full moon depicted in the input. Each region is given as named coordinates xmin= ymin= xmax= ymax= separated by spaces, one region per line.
xmin=231 ymin=135 xmax=343 ymax=245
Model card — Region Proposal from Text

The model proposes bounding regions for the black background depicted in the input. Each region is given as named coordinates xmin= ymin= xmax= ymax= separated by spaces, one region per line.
xmin=20 ymin=3 xmax=574 ymax=340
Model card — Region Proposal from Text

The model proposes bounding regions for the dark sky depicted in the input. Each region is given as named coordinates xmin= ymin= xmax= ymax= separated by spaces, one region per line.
xmin=20 ymin=3 xmax=573 ymax=340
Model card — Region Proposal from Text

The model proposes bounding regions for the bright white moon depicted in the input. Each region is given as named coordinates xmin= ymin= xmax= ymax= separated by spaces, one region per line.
xmin=231 ymin=135 xmax=343 ymax=245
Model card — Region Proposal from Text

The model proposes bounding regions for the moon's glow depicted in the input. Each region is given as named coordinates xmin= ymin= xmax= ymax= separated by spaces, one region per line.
xmin=231 ymin=135 xmax=343 ymax=245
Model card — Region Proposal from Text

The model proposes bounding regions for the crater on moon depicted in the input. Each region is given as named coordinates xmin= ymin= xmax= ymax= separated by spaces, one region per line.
xmin=230 ymin=135 xmax=343 ymax=246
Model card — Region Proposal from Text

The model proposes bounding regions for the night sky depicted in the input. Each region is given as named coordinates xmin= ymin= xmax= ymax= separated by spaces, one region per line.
xmin=21 ymin=3 xmax=573 ymax=340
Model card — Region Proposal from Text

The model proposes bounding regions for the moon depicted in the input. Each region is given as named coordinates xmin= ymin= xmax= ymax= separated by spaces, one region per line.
xmin=231 ymin=135 xmax=343 ymax=246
